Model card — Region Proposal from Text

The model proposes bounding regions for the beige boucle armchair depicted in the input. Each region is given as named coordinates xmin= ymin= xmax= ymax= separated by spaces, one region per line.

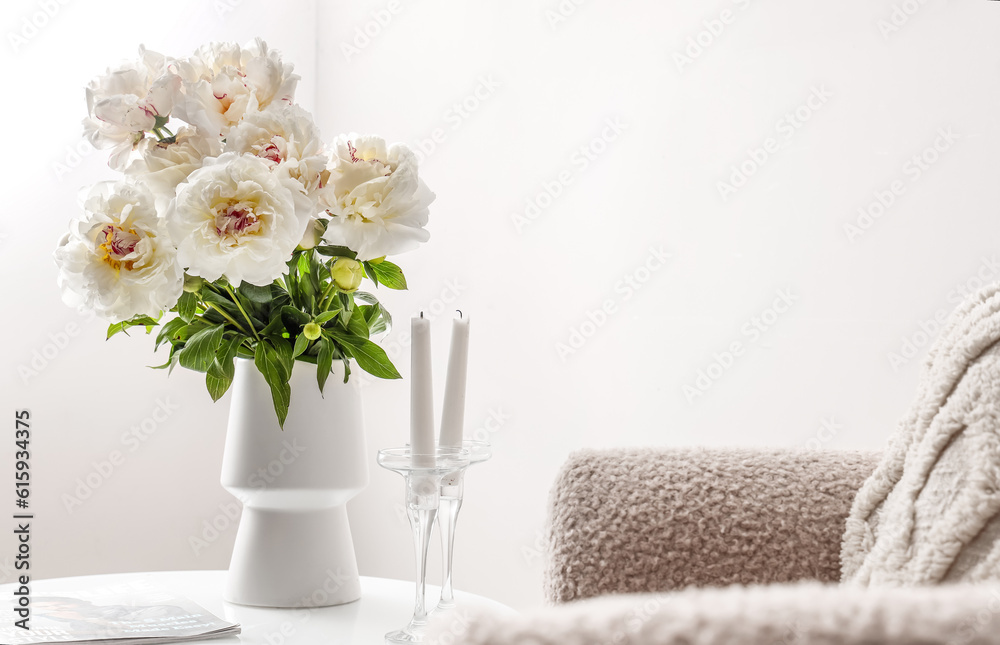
xmin=435 ymin=448 xmax=1000 ymax=645
xmin=544 ymin=448 xmax=876 ymax=601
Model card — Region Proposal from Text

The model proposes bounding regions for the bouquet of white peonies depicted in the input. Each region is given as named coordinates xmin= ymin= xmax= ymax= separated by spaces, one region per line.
xmin=54 ymin=39 xmax=433 ymax=426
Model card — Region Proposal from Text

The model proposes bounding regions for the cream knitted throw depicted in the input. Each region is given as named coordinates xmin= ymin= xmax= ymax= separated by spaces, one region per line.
xmin=431 ymin=583 xmax=1000 ymax=645
xmin=842 ymin=284 xmax=1000 ymax=585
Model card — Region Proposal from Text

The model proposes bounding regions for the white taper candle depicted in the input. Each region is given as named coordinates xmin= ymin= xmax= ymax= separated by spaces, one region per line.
xmin=410 ymin=313 xmax=435 ymax=466
xmin=439 ymin=312 xmax=470 ymax=448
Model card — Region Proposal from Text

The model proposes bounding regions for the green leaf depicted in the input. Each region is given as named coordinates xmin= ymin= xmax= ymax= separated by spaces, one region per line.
xmin=155 ymin=317 xmax=189 ymax=349
xmin=254 ymin=341 xmax=291 ymax=428
xmin=202 ymin=288 xmax=242 ymax=322
xmin=299 ymin=277 xmax=317 ymax=311
xmin=150 ymin=349 xmax=179 ymax=372
xmin=309 ymin=247 xmax=326 ymax=275
xmin=177 ymin=324 xmax=225 ymax=373
xmin=260 ymin=310 xmax=286 ymax=336
xmin=374 ymin=304 xmax=392 ymax=335
xmin=280 ymin=306 xmax=311 ymax=325
xmin=297 ymin=253 xmax=311 ymax=275
xmin=227 ymin=289 xmax=266 ymax=330
xmin=205 ymin=370 xmax=231 ymax=402
xmin=222 ymin=335 xmax=243 ymax=361
xmin=308 ymin=263 xmax=322 ymax=303
xmin=359 ymin=304 xmax=390 ymax=336
xmin=313 ymin=310 xmax=339 ymax=325
xmin=363 ymin=261 xmax=380 ymax=288
xmin=200 ymin=308 xmax=226 ymax=327
xmin=284 ymin=263 xmax=300 ymax=307
xmin=314 ymin=245 xmax=357 ymax=259
xmin=271 ymin=336 xmax=294 ymax=379
xmin=346 ymin=304 xmax=370 ymax=339
xmin=107 ymin=315 xmax=160 ymax=340
xmin=292 ymin=333 xmax=311 ymax=359
xmin=279 ymin=305 xmax=310 ymax=336
xmin=354 ymin=291 xmax=379 ymax=305
xmin=368 ymin=317 xmax=388 ymax=336
xmin=368 ymin=260 xmax=407 ymax=290
xmin=107 ymin=322 xmax=124 ymax=340
xmin=176 ymin=291 xmax=198 ymax=323
xmin=334 ymin=334 xmax=401 ymax=379
xmin=206 ymin=336 xmax=241 ymax=402
xmin=270 ymin=286 xmax=292 ymax=309
xmin=360 ymin=304 xmax=378 ymax=324
xmin=316 ymin=337 xmax=335 ymax=394
xmin=238 ymin=282 xmax=273 ymax=304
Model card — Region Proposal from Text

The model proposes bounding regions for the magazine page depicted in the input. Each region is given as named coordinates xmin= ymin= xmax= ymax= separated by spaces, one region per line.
xmin=0 ymin=580 xmax=238 ymax=644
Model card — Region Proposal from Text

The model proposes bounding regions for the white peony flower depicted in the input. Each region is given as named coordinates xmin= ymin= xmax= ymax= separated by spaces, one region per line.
xmin=126 ymin=127 xmax=222 ymax=209
xmin=224 ymin=104 xmax=327 ymax=227
xmin=319 ymin=135 xmax=433 ymax=261
xmin=225 ymin=103 xmax=328 ymax=195
xmin=54 ymin=181 xmax=183 ymax=322
xmin=165 ymin=153 xmax=310 ymax=287
xmin=83 ymin=46 xmax=181 ymax=170
xmin=170 ymin=38 xmax=299 ymax=138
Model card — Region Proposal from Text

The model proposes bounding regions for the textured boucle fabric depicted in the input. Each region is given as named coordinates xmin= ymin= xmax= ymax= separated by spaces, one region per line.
xmin=430 ymin=582 xmax=1000 ymax=645
xmin=544 ymin=447 xmax=879 ymax=603
xmin=843 ymin=284 xmax=1000 ymax=585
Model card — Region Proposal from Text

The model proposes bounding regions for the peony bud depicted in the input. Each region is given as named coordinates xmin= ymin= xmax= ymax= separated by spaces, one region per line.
xmin=183 ymin=274 xmax=204 ymax=293
xmin=330 ymin=258 xmax=364 ymax=292
xmin=303 ymin=322 xmax=322 ymax=340
xmin=298 ymin=220 xmax=322 ymax=250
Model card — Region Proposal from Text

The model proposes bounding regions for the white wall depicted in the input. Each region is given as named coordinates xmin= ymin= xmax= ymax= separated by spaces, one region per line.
xmin=3 ymin=0 xmax=1000 ymax=612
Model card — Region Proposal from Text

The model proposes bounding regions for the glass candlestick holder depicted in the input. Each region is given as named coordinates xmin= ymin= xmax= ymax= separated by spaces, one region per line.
xmin=377 ymin=446 xmax=471 ymax=644
xmin=435 ymin=440 xmax=491 ymax=613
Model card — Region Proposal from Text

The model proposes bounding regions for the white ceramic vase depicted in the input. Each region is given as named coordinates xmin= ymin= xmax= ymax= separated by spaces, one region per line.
xmin=221 ymin=358 xmax=368 ymax=608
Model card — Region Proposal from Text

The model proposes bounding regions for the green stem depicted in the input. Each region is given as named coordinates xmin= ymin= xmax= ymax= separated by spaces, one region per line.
xmin=150 ymin=126 xmax=175 ymax=143
xmin=225 ymin=285 xmax=262 ymax=342
xmin=203 ymin=301 xmax=248 ymax=335
xmin=317 ymin=281 xmax=337 ymax=311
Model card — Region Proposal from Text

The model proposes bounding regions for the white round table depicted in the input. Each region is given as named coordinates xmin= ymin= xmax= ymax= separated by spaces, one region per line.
xmin=15 ymin=570 xmax=512 ymax=643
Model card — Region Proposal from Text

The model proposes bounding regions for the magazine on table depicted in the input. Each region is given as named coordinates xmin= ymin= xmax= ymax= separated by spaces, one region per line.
xmin=0 ymin=580 xmax=239 ymax=644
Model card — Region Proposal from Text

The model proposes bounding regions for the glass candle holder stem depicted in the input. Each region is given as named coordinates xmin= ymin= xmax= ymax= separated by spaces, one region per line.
xmin=436 ymin=471 xmax=466 ymax=611
xmin=405 ymin=475 xmax=438 ymax=634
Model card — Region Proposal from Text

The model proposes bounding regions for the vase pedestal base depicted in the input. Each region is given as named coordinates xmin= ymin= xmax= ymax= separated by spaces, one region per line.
xmin=224 ymin=504 xmax=361 ymax=608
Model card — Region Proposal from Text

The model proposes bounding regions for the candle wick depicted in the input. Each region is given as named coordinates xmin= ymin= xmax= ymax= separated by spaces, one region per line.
xmin=419 ymin=311 xmax=424 ymax=319
xmin=456 ymin=309 xmax=463 ymax=319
